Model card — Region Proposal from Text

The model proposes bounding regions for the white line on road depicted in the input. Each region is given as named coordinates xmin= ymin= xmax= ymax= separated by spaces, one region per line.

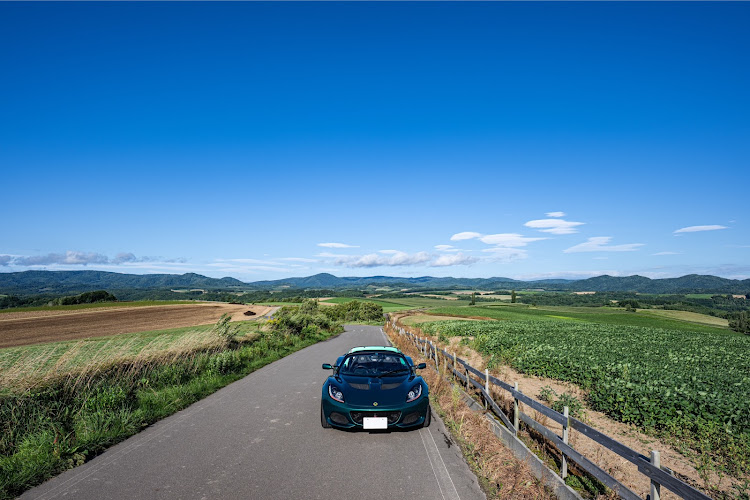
xmin=420 ymin=426 xmax=461 ymax=500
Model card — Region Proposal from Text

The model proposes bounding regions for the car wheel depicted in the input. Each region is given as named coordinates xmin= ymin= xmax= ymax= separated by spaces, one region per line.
xmin=321 ymin=403 xmax=331 ymax=429
xmin=422 ymin=405 xmax=432 ymax=428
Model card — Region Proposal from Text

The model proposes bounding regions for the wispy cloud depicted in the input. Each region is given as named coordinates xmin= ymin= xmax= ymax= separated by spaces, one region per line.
xmin=450 ymin=231 xmax=545 ymax=247
xmin=326 ymin=248 xmax=480 ymax=268
xmin=481 ymin=247 xmax=528 ymax=262
xmin=479 ymin=233 xmax=546 ymax=247
xmin=112 ymin=252 xmax=138 ymax=264
xmin=450 ymin=232 xmax=482 ymax=241
xmin=546 ymin=211 xmax=566 ymax=218
xmin=430 ymin=253 xmax=479 ymax=267
xmin=14 ymin=251 xmax=111 ymax=266
xmin=524 ymin=218 xmax=584 ymax=235
xmin=434 ymin=244 xmax=463 ymax=252
xmin=653 ymin=251 xmax=679 ymax=256
xmin=674 ymin=225 xmax=728 ymax=234
xmin=333 ymin=251 xmax=431 ymax=268
xmin=5 ymin=251 xmax=185 ymax=268
xmin=317 ymin=242 xmax=359 ymax=248
xmin=564 ymin=237 xmax=644 ymax=253
xmin=278 ymin=257 xmax=318 ymax=263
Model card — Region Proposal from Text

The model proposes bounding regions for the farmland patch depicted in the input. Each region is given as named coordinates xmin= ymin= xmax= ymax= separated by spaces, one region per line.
xmin=420 ymin=319 xmax=750 ymax=479
xmin=0 ymin=303 xmax=263 ymax=348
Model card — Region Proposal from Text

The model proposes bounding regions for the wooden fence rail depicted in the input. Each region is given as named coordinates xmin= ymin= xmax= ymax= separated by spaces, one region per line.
xmin=389 ymin=318 xmax=710 ymax=500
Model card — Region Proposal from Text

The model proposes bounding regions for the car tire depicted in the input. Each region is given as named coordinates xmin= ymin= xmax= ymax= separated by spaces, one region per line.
xmin=422 ymin=405 xmax=432 ymax=428
xmin=321 ymin=403 xmax=331 ymax=429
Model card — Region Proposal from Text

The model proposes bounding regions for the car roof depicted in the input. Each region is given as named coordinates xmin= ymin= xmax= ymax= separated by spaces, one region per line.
xmin=347 ymin=346 xmax=402 ymax=354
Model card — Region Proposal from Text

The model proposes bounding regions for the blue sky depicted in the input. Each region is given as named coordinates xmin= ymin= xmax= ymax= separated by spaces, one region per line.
xmin=1 ymin=2 xmax=748 ymax=282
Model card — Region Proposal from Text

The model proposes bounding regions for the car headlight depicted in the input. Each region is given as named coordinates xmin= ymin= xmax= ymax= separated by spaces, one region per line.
xmin=328 ymin=385 xmax=345 ymax=403
xmin=406 ymin=384 xmax=422 ymax=403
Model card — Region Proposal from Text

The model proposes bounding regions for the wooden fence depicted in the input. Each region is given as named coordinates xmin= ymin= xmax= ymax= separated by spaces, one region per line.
xmin=388 ymin=317 xmax=711 ymax=500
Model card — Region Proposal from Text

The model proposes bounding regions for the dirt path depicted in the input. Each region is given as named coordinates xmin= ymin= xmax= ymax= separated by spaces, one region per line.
xmin=0 ymin=303 xmax=269 ymax=349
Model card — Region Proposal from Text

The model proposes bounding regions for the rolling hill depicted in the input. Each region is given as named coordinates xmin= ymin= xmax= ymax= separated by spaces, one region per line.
xmin=0 ymin=270 xmax=748 ymax=296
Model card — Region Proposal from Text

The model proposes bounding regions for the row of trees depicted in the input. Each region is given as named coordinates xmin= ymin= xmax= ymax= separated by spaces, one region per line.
xmin=0 ymin=290 xmax=118 ymax=309
xmin=51 ymin=290 xmax=118 ymax=306
xmin=515 ymin=292 xmax=750 ymax=317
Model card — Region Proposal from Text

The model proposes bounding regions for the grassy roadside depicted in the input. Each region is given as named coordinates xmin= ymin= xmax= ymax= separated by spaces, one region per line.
xmin=385 ymin=323 xmax=554 ymax=500
xmin=0 ymin=323 xmax=339 ymax=499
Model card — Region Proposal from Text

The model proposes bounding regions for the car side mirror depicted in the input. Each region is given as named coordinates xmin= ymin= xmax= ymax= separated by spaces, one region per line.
xmin=322 ymin=363 xmax=333 ymax=370
xmin=416 ymin=363 xmax=427 ymax=369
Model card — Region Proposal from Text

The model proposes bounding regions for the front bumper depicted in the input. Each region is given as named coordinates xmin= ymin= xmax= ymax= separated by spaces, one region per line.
xmin=321 ymin=396 xmax=430 ymax=430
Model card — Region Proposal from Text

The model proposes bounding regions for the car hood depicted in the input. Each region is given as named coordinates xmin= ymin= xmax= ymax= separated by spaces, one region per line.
xmin=337 ymin=374 xmax=415 ymax=407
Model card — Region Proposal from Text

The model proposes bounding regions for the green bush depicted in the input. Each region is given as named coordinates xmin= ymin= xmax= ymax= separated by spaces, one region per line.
xmin=320 ymin=300 xmax=384 ymax=323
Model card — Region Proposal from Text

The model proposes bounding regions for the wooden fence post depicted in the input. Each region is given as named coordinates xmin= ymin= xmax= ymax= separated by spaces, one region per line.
xmin=650 ymin=450 xmax=661 ymax=500
xmin=562 ymin=406 xmax=569 ymax=479
xmin=513 ymin=382 xmax=520 ymax=432
xmin=453 ymin=352 xmax=457 ymax=381
xmin=484 ymin=368 xmax=490 ymax=410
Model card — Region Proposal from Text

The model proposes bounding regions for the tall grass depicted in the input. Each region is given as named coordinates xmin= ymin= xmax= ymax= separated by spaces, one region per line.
xmin=0 ymin=321 xmax=339 ymax=499
xmin=0 ymin=329 xmax=222 ymax=392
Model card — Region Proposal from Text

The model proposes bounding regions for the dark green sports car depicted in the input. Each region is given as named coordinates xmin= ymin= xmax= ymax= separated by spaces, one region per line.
xmin=321 ymin=346 xmax=431 ymax=430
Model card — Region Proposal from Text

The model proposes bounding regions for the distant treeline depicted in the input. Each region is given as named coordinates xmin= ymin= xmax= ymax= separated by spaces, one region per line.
xmin=0 ymin=288 xmax=366 ymax=310
xmin=516 ymin=292 xmax=750 ymax=317
xmin=0 ymin=290 xmax=118 ymax=309
xmin=52 ymin=290 xmax=118 ymax=306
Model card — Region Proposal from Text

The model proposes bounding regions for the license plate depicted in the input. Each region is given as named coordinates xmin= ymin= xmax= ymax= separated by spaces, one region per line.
xmin=363 ymin=417 xmax=388 ymax=429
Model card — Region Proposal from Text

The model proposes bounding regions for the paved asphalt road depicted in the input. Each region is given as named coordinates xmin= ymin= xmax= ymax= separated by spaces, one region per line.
xmin=23 ymin=325 xmax=485 ymax=500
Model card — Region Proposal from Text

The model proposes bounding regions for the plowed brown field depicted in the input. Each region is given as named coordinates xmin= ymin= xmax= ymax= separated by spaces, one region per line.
xmin=0 ymin=303 xmax=269 ymax=348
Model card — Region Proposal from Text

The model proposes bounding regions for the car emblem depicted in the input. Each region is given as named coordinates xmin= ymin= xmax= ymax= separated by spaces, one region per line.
xmin=373 ymin=402 xmax=378 ymax=406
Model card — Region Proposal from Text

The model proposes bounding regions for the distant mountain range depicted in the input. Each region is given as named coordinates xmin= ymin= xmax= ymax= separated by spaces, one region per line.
xmin=0 ymin=270 xmax=749 ymax=296
xmin=0 ymin=271 xmax=246 ymax=296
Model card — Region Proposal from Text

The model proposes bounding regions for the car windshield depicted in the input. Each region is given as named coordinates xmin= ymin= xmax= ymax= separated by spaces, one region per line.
xmin=339 ymin=352 xmax=410 ymax=377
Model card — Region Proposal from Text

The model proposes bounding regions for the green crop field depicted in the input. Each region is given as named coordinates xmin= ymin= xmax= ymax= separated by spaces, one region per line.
xmin=420 ymin=318 xmax=750 ymax=477
xmin=427 ymin=304 xmax=732 ymax=334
